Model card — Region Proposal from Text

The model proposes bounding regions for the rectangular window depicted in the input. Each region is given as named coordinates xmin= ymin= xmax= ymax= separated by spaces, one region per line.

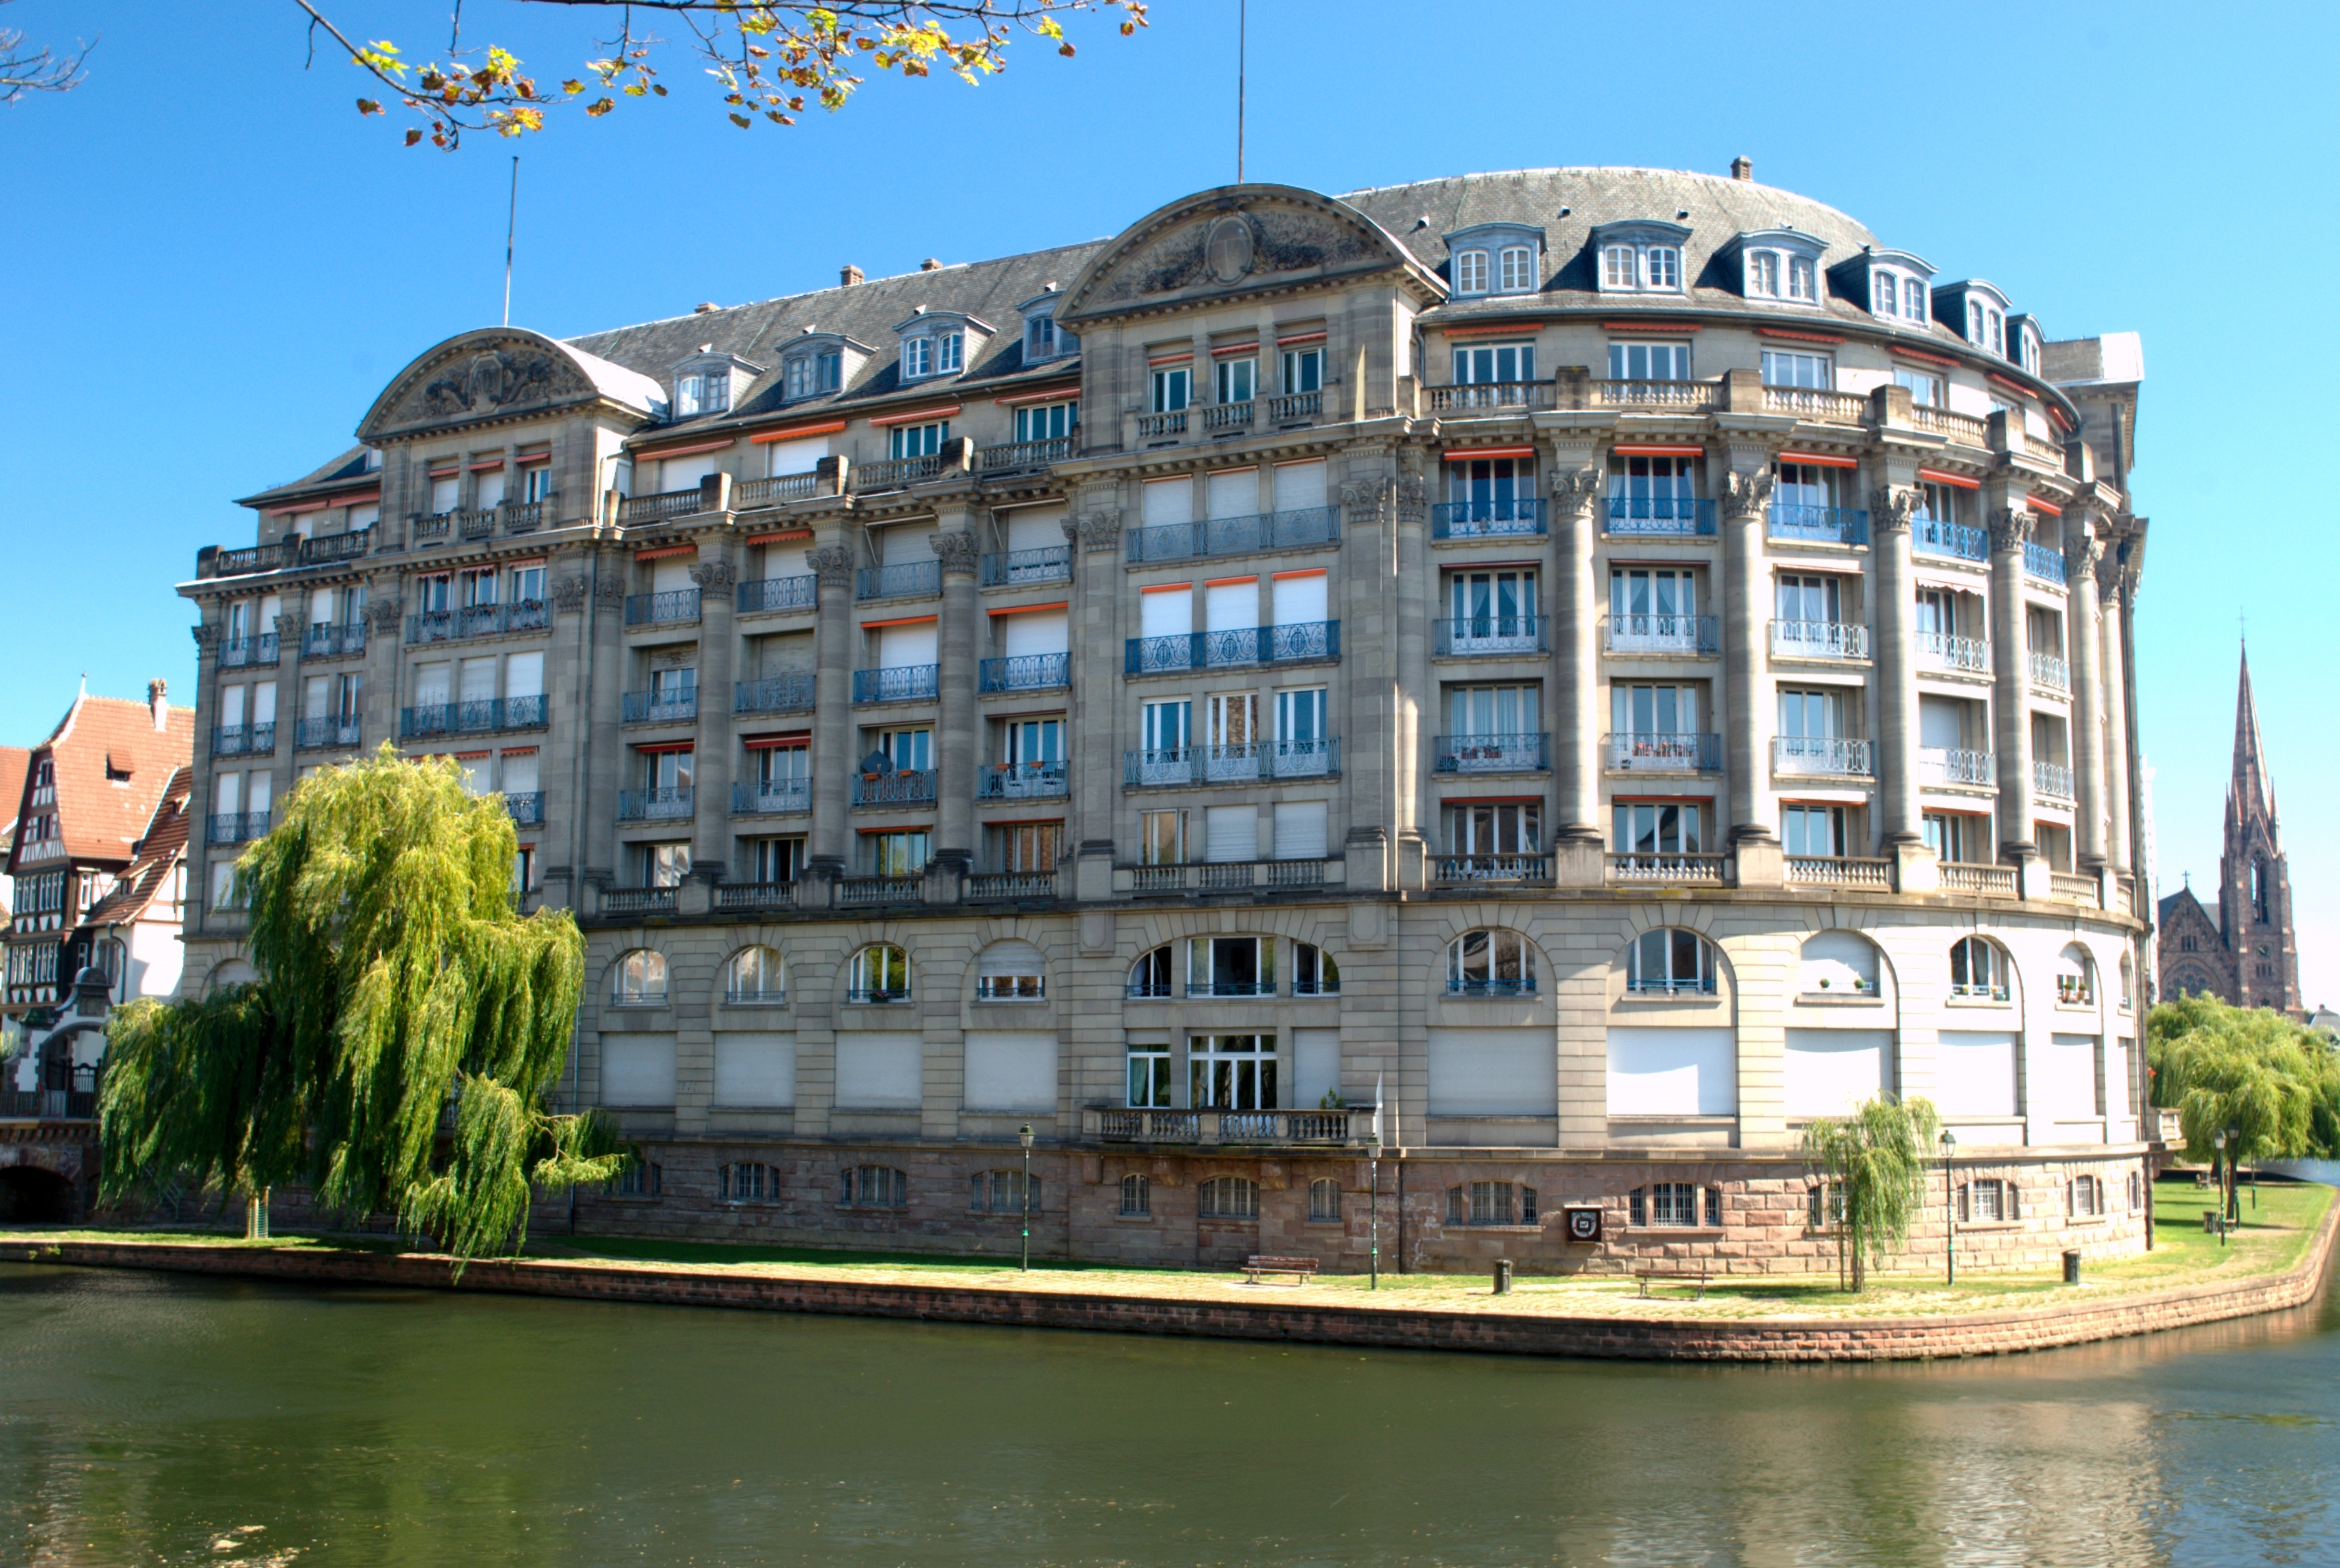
xmin=901 ymin=337 xmax=933 ymax=379
xmin=889 ymin=421 xmax=948 ymax=459
xmin=996 ymin=821 xmax=1061 ymax=873
xmin=1646 ymin=247 xmax=1680 ymax=289
xmin=1127 ymin=1043 xmax=1172 ymax=1108
xmin=510 ymin=564 xmax=545 ymax=603
xmin=1760 ymin=349 xmax=1832 ymax=389
xmin=1750 ymin=251 xmax=1780 ymax=297
xmin=1607 ymin=342 xmax=1692 ymax=381
xmin=1448 ymin=683 xmax=1541 ymax=738
xmin=1189 ymin=1033 xmax=1276 ymax=1110
xmin=1141 ymin=809 xmax=1187 ymax=866
xmin=786 ymin=357 xmax=815 ymax=399
xmin=1787 ymin=255 xmax=1815 ymax=300
xmin=1188 ymin=936 xmax=1273 ymax=998
xmin=1013 ymin=402 xmax=1078 ymax=442
xmin=1026 ymin=315 xmax=1058 ymax=360
xmin=1497 ymin=244 xmax=1534 ymax=292
xmin=1782 ymin=803 xmax=1847 ymax=857
xmin=1455 ymin=249 xmax=1488 ymax=294
xmin=1141 ymin=699 xmax=1191 ymax=754
xmin=1650 ymin=1182 xmax=1699 ymax=1226
xmin=1903 ymin=277 xmax=1927 ymax=320
xmin=1602 ymin=245 xmax=1638 ymax=289
xmin=751 ymin=835 xmax=806 ymax=885
xmin=1870 ymin=269 xmax=1893 ymax=313
xmin=867 ymin=829 xmax=931 ymax=876
xmin=1612 ymin=682 xmax=1699 ymax=737
xmin=641 ymin=842 xmax=692 ymax=888
xmin=1151 ymin=365 xmax=1191 ymax=413
xmin=1923 ymin=811 xmax=1983 ymax=865
xmin=1894 ymin=369 xmax=1943 ymax=407
xmin=1775 ymin=572 xmax=1845 ymax=627
xmin=1281 ymin=345 xmax=1323 ymax=394
xmin=1447 ymin=800 xmax=1540 ymax=856
xmin=1613 ymin=801 xmax=1702 ymax=855
xmin=817 ymin=350 xmax=841 ymax=390
xmin=936 ymin=331 xmax=963 ymax=372
xmin=877 ymin=727 xmax=933 ymax=772
xmin=1777 ymin=688 xmax=1845 ymax=738
xmin=1453 ymin=343 xmax=1534 ymax=384
xmin=1215 ymin=355 xmax=1257 ymax=404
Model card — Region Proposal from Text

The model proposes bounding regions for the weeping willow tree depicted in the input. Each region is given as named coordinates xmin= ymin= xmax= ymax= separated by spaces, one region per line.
xmin=1802 ymin=1094 xmax=1941 ymax=1292
xmin=101 ymin=748 xmax=625 ymax=1259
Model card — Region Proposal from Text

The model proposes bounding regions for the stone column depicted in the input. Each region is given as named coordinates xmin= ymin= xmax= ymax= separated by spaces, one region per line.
xmin=689 ymin=554 xmax=739 ymax=883
xmin=361 ymin=580 xmax=405 ymax=750
xmin=1391 ymin=467 xmax=1432 ymax=890
xmin=267 ymin=608 xmax=303 ymax=810
xmin=583 ymin=563 xmax=629 ymax=893
xmin=1549 ymin=462 xmax=1604 ymax=883
xmin=1986 ymin=504 xmax=2036 ymax=874
xmin=2097 ymin=549 xmax=2135 ymax=876
xmin=1066 ymin=500 xmax=1123 ymax=903
xmin=1336 ymin=465 xmax=1396 ymax=893
xmin=1870 ymin=485 xmax=1930 ymax=885
xmin=186 ymin=619 xmax=222 ymax=933
xmin=1720 ymin=465 xmax=1779 ymax=884
xmin=2064 ymin=510 xmax=2109 ymax=873
xmin=544 ymin=565 xmax=594 ymax=910
xmin=805 ymin=542 xmax=858 ymax=888
xmin=933 ymin=527 xmax=983 ymax=889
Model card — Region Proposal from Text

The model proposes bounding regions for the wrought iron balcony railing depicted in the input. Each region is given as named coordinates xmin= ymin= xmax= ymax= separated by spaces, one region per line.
xmin=1772 ymin=735 xmax=1875 ymax=777
xmin=1123 ymin=739 xmax=1339 ymax=786
xmin=2025 ymin=542 xmax=2068 ymax=584
xmin=206 ymin=810 xmax=269 ymax=845
xmin=735 ymin=672 xmax=815 ymax=715
xmin=1919 ymin=747 xmax=1995 ymax=786
xmin=1768 ymin=505 xmax=1870 ymax=546
xmin=407 ymin=600 xmax=550 ymax=643
xmin=1434 ymin=615 xmax=1547 ymax=657
xmin=1123 ymin=621 xmax=1338 ymax=675
xmin=1605 ymin=732 xmax=1723 ymax=773
xmin=731 ymin=779 xmax=811 ymax=815
xmin=294 ymin=715 xmax=363 ymax=751
xmin=1913 ymin=516 xmax=1988 ymax=562
xmin=1434 ymin=732 xmax=1549 ymax=773
xmin=1429 ymin=499 xmax=1544 ymax=538
xmin=737 ymin=573 xmax=816 ymax=613
xmin=1606 ymin=613 xmax=1718 ymax=655
xmin=853 ymin=665 xmax=939 ymax=704
xmin=978 ymin=762 xmax=1069 ymax=799
xmin=504 ymin=791 xmax=545 ymax=826
xmin=2033 ymin=760 xmax=2076 ymax=799
xmin=210 ymin=723 xmax=275 ymax=756
xmin=1124 ymin=505 xmax=1339 ymax=564
xmin=852 ymin=769 xmax=938 ymax=807
xmin=617 ymin=786 xmax=694 ymax=822
xmin=856 ymin=560 xmax=943 ymax=601
xmin=979 ymin=653 xmax=1070 ymax=692
xmin=1605 ymin=496 xmax=1717 ymax=537
xmin=1770 ymin=619 xmax=1872 ymax=660
xmin=2028 ymin=651 xmax=2071 ymax=692
xmin=621 ymin=688 xmax=699 ymax=725
xmin=1915 ymin=632 xmax=1990 ymax=673
xmin=980 ymin=546 xmax=1071 ymax=585
xmin=398 ymin=695 xmax=548 ymax=738
xmin=624 ymin=589 xmax=700 ymax=626
xmin=301 ymin=622 xmax=365 ymax=658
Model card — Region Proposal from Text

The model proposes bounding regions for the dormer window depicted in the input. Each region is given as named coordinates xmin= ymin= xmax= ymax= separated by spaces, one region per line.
xmin=2010 ymin=316 xmax=2044 ymax=375
xmin=785 ymin=350 xmax=842 ymax=400
xmin=675 ymin=371 xmax=728 ymax=418
xmin=1018 ymin=288 xmax=1078 ymax=365
xmin=902 ymin=336 xmax=935 ymax=379
xmin=1498 ymin=244 xmax=1535 ymax=292
xmin=895 ymin=311 xmax=991 ymax=382
xmin=1592 ymin=222 xmax=1690 ymax=296
xmin=1445 ymin=223 xmax=1544 ymax=298
xmin=1733 ymin=229 xmax=1826 ymax=307
xmin=1455 ymin=249 xmax=1489 ymax=295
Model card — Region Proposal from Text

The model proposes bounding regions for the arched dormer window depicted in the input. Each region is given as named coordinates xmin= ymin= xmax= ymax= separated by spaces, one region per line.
xmin=1448 ymin=929 xmax=1535 ymax=995
xmin=1590 ymin=219 xmax=1688 ymax=296
xmin=1950 ymin=936 xmax=2009 ymax=1001
xmin=613 ymin=948 xmax=667 ymax=1005
xmin=848 ymin=944 xmax=910 ymax=1003
xmin=1625 ymin=928 xmax=1718 ymax=996
xmin=1732 ymin=229 xmax=1827 ymax=306
xmin=1442 ymin=223 xmax=1544 ymax=298
xmin=2055 ymin=944 xmax=2096 ymax=1008
xmin=1018 ymin=286 xmax=1076 ymax=364
xmin=893 ymin=309 xmax=993 ymax=383
xmin=725 ymin=945 xmax=784 ymax=1004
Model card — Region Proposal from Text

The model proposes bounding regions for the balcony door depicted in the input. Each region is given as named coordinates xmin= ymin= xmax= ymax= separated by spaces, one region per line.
xmin=1450 ymin=569 xmax=1538 ymax=643
xmin=1610 ymin=567 xmax=1697 ymax=648
xmin=1448 ymin=457 xmax=1528 ymax=515
xmin=1189 ymin=1034 xmax=1276 ymax=1112
xmin=1613 ymin=683 xmax=1697 ymax=738
xmin=1777 ymin=573 xmax=1843 ymax=627
xmin=1449 ymin=801 xmax=1540 ymax=857
xmin=1607 ymin=455 xmax=1698 ymax=522
xmin=1450 ymin=683 xmax=1539 ymax=739
xmin=1206 ymin=693 xmax=1258 ymax=781
xmin=1003 ymin=718 xmax=1061 ymax=767
xmin=1615 ymin=801 xmax=1702 ymax=856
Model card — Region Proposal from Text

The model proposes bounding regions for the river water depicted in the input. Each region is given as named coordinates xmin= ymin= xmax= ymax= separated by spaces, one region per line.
xmin=2 ymin=1255 xmax=2336 ymax=1567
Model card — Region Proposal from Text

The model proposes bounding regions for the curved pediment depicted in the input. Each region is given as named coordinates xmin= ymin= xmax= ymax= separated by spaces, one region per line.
xmin=357 ymin=327 xmax=664 ymax=442
xmin=1056 ymin=184 xmax=1442 ymax=325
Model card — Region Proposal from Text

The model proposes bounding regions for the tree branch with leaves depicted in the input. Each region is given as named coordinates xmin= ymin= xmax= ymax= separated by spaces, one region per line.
xmin=1 ymin=0 xmax=93 ymax=104
xmin=292 ymin=0 xmax=1146 ymax=149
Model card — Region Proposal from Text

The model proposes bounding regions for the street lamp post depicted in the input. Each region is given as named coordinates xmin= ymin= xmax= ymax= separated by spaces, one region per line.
xmin=1018 ymin=1123 xmax=1034 ymax=1272
xmin=2213 ymin=1131 xmax=2228 ymax=1246
xmin=1939 ymin=1127 xmax=1956 ymax=1286
xmin=1366 ymin=1134 xmax=1381 ymax=1291
xmin=2226 ymin=1123 xmax=2242 ymax=1225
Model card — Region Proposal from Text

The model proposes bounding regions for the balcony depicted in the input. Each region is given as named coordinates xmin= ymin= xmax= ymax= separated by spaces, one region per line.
xmin=979 ymin=762 xmax=1069 ymax=800
xmin=622 ymin=688 xmax=698 ymax=726
xmin=1449 ymin=977 xmax=1539 ymax=998
xmin=1434 ymin=853 xmax=1554 ymax=885
xmin=1607 ymin=613 xmax=1718 ymax=656
xmin=407 ymin=600 xmax=550 ymax=644
xmin=1083 ymin=1105 xmax=1380 ymax=1148
xmin=735 ymin=672 xmax=815 ymax=715
xmin=857 ymin=560 xmax=943 ymax=601
xmin=486 ymin=792 xmax=539 ymax=829
xmin=1434 ymin=615 xmax=1547 ymax=657
xmin=735 ymin=474 xmax=818 ymax=509
xmin=602 ymin=886 xmax=678 ymax=917
xmin=981 ymin=547 xmax=1071 ymax=586
xmin=1762 ymin=386 xmax=1870 ymax=424
xmin=968 ymin=871 xmax=1058 ymax=901
xmin=1769 ymin=505 xmax=1870 ymax=546
xmin=1773 ymin=735 xmax=1875 ymax=777
xmin=1426 ymin=380 xmax=1558 ymax=415
xmin=838 ymin=876 xmax=923 ymax=908
xmin=850 ymin=454 xmax=952 ymax=493
xmin=1594 ymin=378 xmax=1717 ymax=411
xmin=400 ymin=696 xmax=548 ymax=738
xmin=731 ymin=779 xmax=810 ymax=815
xmin=715 ymin=881 xmax=798 ymax=912
xmin=1914 ymin=516 xmax=1989 ymax=563
xmin=2029 ymin=651 xmax=2071 ymax=693
xmin=1920 ymin=748 xmax=1995 ymax=787
xmin=408 ymin=511 xmax=454 ymax=546
xmin=1123 ymin=740 xmax=1339 ymax=786
xmin=1434 ymin=732 xmax=1549 ymax=773
xmin=1915 ymin=632 xmax=1990 ymax=675
xmin=978 ymin=435 xmax=1075 ymax=475
xmin=2051 ymin=871 xmax=2101 ymax=906
xmin=1127 ymin=859 xmax=1333 ymax=893
xmin=979 ymin=653 xmax=1070 ymax=692
xmin=2025 ymin=542 xmax=2068 ymax=585
xmin=207 ymin=539 xmax=299 ymax=577
xmin=2034 ymin=760 xmax=2076 ymax=800
xmin=0 ymin=1088 xmax=99 ymax=1122
xmin=738 ymin=574 xmax=816 ymax=614
xmin=219 ymin=633 xmax=281 ymax=670
xmin=502 ymin=499 xmax=550 ymax=534
xmin=1125 ymin=505 xmax=1339 ymax=565
xmin=294 ymin=715 xmax=362 ymax=751
xmin=619 ymin=488 xmax=704 ymax=525
xmin=206 ymin=810 xmax=269 ymax=845
xmin=1187 ymin=978 xmax=1276 ymax=998
xmin=1605 ymin=495 xmax=1717 ymax=537
xmin=853 ymin=665 xmax=939 ymax=704
xmin=457 ymin=508 xmax=498 ymax=541
xmin=302 ymin=623 xmax=365 ymax=658
xmin=1770 ymin=620 xmax=1872 ymax=660
xmin=1430 ymin=499 xmax=1544 ymax=539
xmin=625 ymin=589 xmax=700 ymax=627
xmin=211 ymin=723 xmax=275 ymax=756
xmin=1266 ymin=390 xmax=1322 ymax=425
xmin=852 ymin=769 xmax=938 ymax=807
xmin=1136 ymin=410 xmax=1187 ymax=440
xmin=1785 ymin=856 xmax=1893 ymax=890
xmin=1908 ymin=405 xmax=1988 ymax=444
xmin=617 ymin=786 xmax=694 ymax=822
xmin=1605 ymin=732 xmax=1721 ymax=773
xmin=1201 ymin=400 xmax=1253 ymax=435
xmin=1123 ymin=621 xmax=1339 ymax=675
xmin=1941 ymin=862 xmax=2019 ymax=896
xmin=1608 ymin=853 xmax=1730 ymax=885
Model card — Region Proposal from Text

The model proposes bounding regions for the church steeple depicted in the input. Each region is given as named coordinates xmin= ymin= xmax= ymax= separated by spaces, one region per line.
xmin=2230 ymin=639 xmax=2274 ymax=829
xmin=2215 ymin=638 xmax=2302 ymax=1015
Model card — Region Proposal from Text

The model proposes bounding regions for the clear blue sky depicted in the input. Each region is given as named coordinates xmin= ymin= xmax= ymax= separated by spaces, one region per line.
xmin=4 ymin=0 xmax=2331 ymax=995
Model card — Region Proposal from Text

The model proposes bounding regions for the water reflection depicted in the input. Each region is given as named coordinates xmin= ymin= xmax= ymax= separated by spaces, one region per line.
xmin=1 ymin=1258 xmax=2334 ymax=1567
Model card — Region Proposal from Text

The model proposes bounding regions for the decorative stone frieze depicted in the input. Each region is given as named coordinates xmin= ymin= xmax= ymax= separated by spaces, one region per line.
xmin=593 ymin=575 xmax=627 ymax=612
xmin=190 ymin=623 xmax=219 ymax=653
xmin=364 ymin=597 xmax=405 ymax=633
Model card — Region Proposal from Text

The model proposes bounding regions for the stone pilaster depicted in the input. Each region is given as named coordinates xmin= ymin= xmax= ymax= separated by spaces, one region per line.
xmin=933 ymin=527 xmax=983 ymax=873
xmin=1549 ymin=461 xmax=1604 ymax=882
xmin=361 ymin=583 xmax=405 ymax=753
xmin=1985 ymin=503 xmax=2036 ymax=867
xmin=1391 ymin=467 xmax=1432 ymax=890
xmin=2063 ymin=509 xmax=2109 ymax=871
xmin=2097 ymin=548 xmax=2134 ymax=876
xmin=689 ymin=553 xmax=740 ymax=881
xmin=187 ymin=617 xmax=223 ymax=930
xmin=1870 ymin=485 xmax=1922 ymax=848
xmin=1721 ymin=464 xmax=1777 ymax=872
xmin=1066 ymin=502 xmax=1123 ymax=902
xmin=583 ymin=561 xmax=629 ymax=889
xmin=806 ymin=542 xmax=858 ymax=883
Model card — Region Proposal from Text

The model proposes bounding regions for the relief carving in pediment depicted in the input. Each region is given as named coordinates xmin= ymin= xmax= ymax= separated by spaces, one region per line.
xmin=376 ymin=338 xmax=595 ymax=434
xmin=1103 ymin=205 xmax=1381 ymax=304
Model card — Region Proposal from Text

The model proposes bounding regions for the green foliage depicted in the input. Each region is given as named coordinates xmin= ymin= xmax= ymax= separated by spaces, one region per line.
xmin=2146 ymin=995 xmax=2339 ymax=1165
xmin=100 ymin=749 xmax=625 ymax=1261
xmin=1802 ymin=1095 xmax=1941 ymax=1291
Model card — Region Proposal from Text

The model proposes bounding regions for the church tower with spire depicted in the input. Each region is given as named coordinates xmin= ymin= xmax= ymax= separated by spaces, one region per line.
xmin=2159 ymin=644 xmax=2302 ymax=1013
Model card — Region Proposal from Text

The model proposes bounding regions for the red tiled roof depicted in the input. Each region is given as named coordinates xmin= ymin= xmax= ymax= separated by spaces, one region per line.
xmin=0 ymin=747 xmax=27 ymax=835
xmin=7 ymin=694 xmax=194 ymax=873
xmin=86 ymin=766 xmax=194 ymax=926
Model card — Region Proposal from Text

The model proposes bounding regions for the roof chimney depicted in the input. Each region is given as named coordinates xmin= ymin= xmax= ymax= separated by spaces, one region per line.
xmin=920 ymin=257 xmax=942 ymax=272
xmin=1730 ymin=156 xmax=1753 ymax=182
xmin=693 ymin=302 xmax=719 ymax=314
xmin=840 ymin=264 xmax=865 ymax=287
xmin=148 ymin=679 xmax=168 ymax=732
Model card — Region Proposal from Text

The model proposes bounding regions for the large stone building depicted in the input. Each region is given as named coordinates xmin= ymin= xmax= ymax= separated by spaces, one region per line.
xmin=2156 ymin=648 xmax=2301 ymax=1015
xmin=178 ymin=162 xmax=2153 ymax=1273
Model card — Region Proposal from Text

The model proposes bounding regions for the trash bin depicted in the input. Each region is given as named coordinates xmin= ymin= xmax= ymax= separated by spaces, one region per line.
xmin=2203 ymin=1209 xmax=2219 ymax=1234
xmin=2061 ymin=1249 xmax=2081 ymax=1285
xmin=1493 ymin=1258 xmax=1513 ymax=1295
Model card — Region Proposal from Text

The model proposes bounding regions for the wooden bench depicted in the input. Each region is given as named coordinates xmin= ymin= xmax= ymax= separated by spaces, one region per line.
xmin=1242 ymin=1255 xmax=1320 ymax=1286
xmin=1634 ymin=1264 xmax=1710 ymax=1301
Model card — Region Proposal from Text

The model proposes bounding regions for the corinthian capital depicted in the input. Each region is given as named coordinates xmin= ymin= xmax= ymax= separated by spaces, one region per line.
xmin=1722 ymin=470 xmax=1773 ymax=520
xmin=688 ymin=558 xmax=738 ymax=593
xmin=1549 ymin=464 xmax=1603 ymax=520
xmin=932 ymin=530 xmax=982 ymax=576
xmin=1068 ymin=511 xmax=1124 ymax=553
xmin=190 ymin=622 xmax=220 ymax=653
xmin=1337 ymin=480 xmax=1390 ymax=528
xmin=1869 ymin=485 xmax=1919 ymax=533
xmin=364 ymin=597 xmax=406 ymax=632
xmin=552 ymin=575 xmax=590 ymax=614
xmin=805 ymin=544 xmax=857 ymax=587
xmin=1986 ymin=506 xmax=2030 ymax=553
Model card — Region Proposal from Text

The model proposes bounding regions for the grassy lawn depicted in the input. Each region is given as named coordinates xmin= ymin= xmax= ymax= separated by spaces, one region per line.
xmin=12 ymin=1176 xmax=2329 ymax=1323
